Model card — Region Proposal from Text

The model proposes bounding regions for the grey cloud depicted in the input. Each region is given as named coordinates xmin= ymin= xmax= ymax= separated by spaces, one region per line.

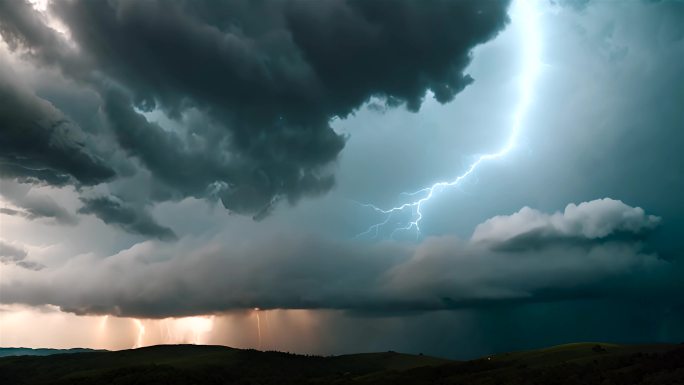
xmin=0 ymin=207 xmax=23 ymax=216
xmin=0 ymin=65 xmax=115 ymax=187
xmin=0 ymin=198 xmax=671 ymax=318
xmin=78 ymin=195 xmax=177 ymax=241
xmin=384 ymin=236 xmax=662 ymax=310
xmin=0 ymin=0 xmax=81 ymax=73
xmin=0 ymin=240 xmax=27 ymax=261
xmin=0 ymin=179 xmax=78 ymax=225
xmin=0 ymin=240 xmax=43 ymax=270
xmin=15 ymin=260 xmax=44 ymax=270
xmin=0 ymin=0 xmax=511 ymax=221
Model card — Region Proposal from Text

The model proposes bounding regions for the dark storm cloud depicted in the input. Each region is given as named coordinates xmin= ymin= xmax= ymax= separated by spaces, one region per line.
xmin=0 ymin=240 xmax=43 ymax=270
xmin=0 ymin=68 xmax=115 ymax=187
xmin=99 ymin=90 xmax=230 ymax=201
xmin=0 ymin=0 xmax=511 ymax=221
xmin=1 ymin=198 xmax=672 ymax=318
xmin=98 ymin=89 xmax=335 ymax=217
xmin=78 ymin=195 xmax=177 ymax=241
xmin=0 ymin=0 xmax=81 ymax=71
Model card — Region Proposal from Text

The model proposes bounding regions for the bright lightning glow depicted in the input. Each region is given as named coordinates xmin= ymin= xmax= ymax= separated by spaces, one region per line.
xmin=133 ymin=319 xmax=145 ymax=349
xmin=98 ymin=315 xmax=108 ymax=333
xmin=172 ymin=316 xmax=215 ymax=345
xmin=131 ymin=316 xmax=215 ymax=347
xmin=357 ymin=0 xmax=542 ymax=239
xmin=254 ymin=308 xmax=262 ymax=350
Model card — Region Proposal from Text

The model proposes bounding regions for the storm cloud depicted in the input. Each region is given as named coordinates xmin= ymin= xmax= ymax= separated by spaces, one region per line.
xmin=0 ymin=65 xmax=114 ymax=187
xmin=0 ymin=198 xmax=669 ymax=318
xmin=0 ymin=0 xmax=511 ymax=227
xmin=0 ymin=240 xmax=43 ymax=270
xmin=1 ymin=0 xmax=682 ymax=358
xmin=0 ymin=179 xmax=78 ymax=225
xmin=78 ymin=195 xmax=177 ymax=241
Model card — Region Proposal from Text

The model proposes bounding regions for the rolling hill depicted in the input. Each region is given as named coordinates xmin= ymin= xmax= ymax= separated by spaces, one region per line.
xmin=0 ymin=342 xmax=682 ymax=384
xmin=0 ymin=348 xmax=102 ymax=358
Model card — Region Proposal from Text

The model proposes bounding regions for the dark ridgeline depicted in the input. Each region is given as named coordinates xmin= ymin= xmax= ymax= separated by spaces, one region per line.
xmin=0 ymin=348 xmax=103 ymax=358
xmin=0 ymin=342 xmax=683 ymax=384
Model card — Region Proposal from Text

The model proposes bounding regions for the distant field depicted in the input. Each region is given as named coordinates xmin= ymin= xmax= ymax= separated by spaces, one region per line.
xmin=0 ymin=342 xmax=682 ymax=384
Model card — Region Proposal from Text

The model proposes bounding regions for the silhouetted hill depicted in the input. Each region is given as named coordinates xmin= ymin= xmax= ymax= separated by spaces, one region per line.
xmin=356 ymin=343 xmax=684 ymax=385
xmin=0 ymin=344 xmax=447 ymax=385
xmin=0 ymin=348 xmax=103 ymax=357
xmin=0 ymin=342 xmax=682 ymax=384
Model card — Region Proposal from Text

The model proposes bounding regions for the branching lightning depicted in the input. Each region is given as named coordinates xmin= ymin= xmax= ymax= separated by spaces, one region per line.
xmin=356 ymin=0 xmax=542 ymax=239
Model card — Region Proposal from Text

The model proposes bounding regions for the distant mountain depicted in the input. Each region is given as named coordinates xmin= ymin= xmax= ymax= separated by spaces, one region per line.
xmin=0 ymin=342 xmax=682 ymax=384
xmin=0 ymin=347 xmax=105 ymax=357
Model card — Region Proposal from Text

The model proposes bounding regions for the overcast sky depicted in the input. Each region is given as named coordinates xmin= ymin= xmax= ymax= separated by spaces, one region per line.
xmin=1 ymin=0 xmax=683 ymax=359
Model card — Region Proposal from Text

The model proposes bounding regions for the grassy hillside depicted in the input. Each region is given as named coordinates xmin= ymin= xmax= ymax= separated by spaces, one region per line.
xmin=0 ymin=342 xmax=682 ymax=384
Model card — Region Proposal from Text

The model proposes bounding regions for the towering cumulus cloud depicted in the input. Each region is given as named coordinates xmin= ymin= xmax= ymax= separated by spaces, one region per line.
xmin=0 ymin=0 xmax=510 ymax=234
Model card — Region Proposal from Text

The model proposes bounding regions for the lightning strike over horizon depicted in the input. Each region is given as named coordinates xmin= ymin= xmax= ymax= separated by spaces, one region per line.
xmin=254 ymin=308 xmax=262 ymax=350
xmin=356 ymin=0 xmax=543 ymax=239
xmin=133 ymin=319 xmax=146 ymax=349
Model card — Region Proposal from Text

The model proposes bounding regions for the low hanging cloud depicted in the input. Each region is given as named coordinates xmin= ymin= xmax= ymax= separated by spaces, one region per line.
xmin=0 ymin=240 xmax=27 ymax=262
xmin=0 ymin=240 xmax=43 ymax=270
xmin=0 ymin=0 xmax=512 ymax=228
xmin=0 ymin=179 xmax=78 ymax=225
xmin=78 ymin=195 xmax=177 ymax=241
xmin=0 ymin=198 xmax=670 ymax=318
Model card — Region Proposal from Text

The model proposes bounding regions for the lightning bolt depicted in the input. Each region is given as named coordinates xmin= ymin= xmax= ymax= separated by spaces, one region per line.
xmin=356 ymin=0 xmax=542 ymax=239
xmin=133 ymin=319 xmax=146 ymax=349
xmin=254 ymin=307 xmax=262 ymax=350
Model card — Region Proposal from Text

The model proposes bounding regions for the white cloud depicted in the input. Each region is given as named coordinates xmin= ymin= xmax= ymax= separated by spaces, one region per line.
xmin=472 ymin=198 xmax=660 ymax=244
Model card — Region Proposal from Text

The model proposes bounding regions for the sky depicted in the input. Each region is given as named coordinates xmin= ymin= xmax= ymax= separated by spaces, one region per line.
xmin=0 ymin=0 xmax=683 ymax=359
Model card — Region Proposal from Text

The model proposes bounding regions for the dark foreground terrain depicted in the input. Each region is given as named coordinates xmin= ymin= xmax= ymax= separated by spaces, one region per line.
xmin=1 ymin=342 xmax=683 ymax=384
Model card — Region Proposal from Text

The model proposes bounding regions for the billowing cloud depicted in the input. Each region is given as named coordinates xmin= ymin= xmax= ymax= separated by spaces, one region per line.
xmin=0 ymin=65 xmax=114 ymax=187
xmin=0 ymin=240 xmax=43 ymax=270
xmin=0 ymin=0 xmax=511 ymax=223
xmin=472 ymin=198 xmax=661 ymax=251
xmin=78 ymin=195 xmax=177 ymax=241
xmin=0 ymin=179 xmax=78 ymax=225
xmin=0 ymin=198 xmax=668 ymax=317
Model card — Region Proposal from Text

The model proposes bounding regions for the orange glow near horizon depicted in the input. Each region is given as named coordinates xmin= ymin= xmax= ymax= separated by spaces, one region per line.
xmin=0 ymin=304 xmax=325 ymax=353
xmin=118 ymin=316 xmax=216 ymax=349
xmin=132 ymin=319 xmax=146 ymax=348
xmin=254 ymin=308 xmax=262 ymax=350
